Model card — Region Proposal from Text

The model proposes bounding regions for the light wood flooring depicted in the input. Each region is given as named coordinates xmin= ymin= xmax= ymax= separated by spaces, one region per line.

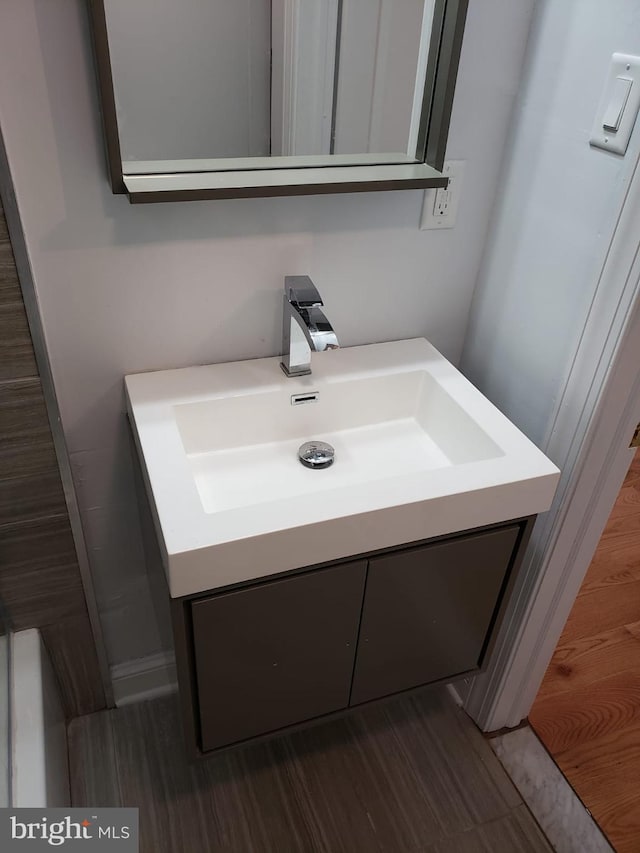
xmin=69 ymin=687 xmax=551 ymax=853
xmin=530 ymin=449 xmax=640 ymax=853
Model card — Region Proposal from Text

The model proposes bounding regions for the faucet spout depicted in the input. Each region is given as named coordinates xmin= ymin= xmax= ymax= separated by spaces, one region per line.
xmin=295 ymin=304 xmax=339 ymax=352
xmin=280 ymin=276 xmax=339 ymax=377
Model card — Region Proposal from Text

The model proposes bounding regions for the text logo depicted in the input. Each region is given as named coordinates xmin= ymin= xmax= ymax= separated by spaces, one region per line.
xmin=1 ymin=809 xmax=138 ymax=851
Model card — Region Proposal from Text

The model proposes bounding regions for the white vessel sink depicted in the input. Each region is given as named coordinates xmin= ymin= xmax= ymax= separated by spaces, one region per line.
xmin=126 ymin=338 xmax=559 ymax=598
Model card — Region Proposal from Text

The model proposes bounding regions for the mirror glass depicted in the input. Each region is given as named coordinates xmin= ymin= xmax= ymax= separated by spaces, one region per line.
xmin=102 ymin=0 xmax=436 ymax=174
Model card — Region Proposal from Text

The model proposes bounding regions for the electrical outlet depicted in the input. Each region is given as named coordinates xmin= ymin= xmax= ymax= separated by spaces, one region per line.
xmin=420 ymin=160 xmax=465 ymax=230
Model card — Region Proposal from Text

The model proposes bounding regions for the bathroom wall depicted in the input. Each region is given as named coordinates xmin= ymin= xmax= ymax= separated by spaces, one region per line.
xmin=462 ymin=0 xmax=640 ymax=447
xmin=0 ymin=0 xmax=536 ymax=681
xmin=0 ymin=199 xmax=105 ymax=717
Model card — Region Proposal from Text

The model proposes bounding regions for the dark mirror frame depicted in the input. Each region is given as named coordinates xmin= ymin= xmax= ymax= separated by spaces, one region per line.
xmin=88 ymin=0 xmax=468 ymax=203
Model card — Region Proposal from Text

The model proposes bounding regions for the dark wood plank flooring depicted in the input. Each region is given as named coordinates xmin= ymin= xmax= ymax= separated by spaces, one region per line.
xmin=69 ymin=688 xmax=551 ymax=852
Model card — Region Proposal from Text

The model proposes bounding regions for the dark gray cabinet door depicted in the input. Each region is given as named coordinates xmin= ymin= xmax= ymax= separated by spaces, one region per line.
xmin=350 ymin=526 xmax=520 ymax=705
xmin=192 ymin=561 xmax=367 ymax=751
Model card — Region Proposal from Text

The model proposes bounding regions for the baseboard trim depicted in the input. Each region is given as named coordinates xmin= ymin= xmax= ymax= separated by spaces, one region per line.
xmin=446 ymin=683 xmax=464 ymax=707
xmin=111 ymin=651 xmax=177 ymax=707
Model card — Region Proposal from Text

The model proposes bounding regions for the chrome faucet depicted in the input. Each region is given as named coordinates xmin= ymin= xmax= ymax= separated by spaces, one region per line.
xmin=280 ymin=276 xmax=339 ymax=377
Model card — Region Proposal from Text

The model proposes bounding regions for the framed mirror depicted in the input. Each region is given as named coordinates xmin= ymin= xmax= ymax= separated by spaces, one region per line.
xmin=88 ymin=0 xmax=468 ymax=203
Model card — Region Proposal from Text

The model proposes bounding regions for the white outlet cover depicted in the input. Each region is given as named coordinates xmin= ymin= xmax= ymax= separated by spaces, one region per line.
xmin=590 ymin=53 xmax=640 ymax=156
xmin=420 ymin=160 xmax=465 ymax=230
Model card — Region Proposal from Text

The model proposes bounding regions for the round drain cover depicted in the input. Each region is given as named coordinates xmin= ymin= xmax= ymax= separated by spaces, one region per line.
xmin=298 ymin=440 xmax=335 ymax=469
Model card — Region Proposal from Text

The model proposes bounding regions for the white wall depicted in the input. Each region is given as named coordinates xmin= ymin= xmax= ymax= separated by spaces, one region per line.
xmin=462 ymin=0 xmax=640 ymax=448
xmin=0 ymin=0 xmax=536 ymax=674
xmin=105 ymin=0 xmax=271 ymax=160
xmin=334 ymin=0 xmax=426 ymax=155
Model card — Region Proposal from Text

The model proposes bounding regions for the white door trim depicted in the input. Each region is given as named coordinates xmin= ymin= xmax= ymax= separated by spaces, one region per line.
xmin=271 ymin=0 xmax=339 ymax=156
xmin=407 ymin=0 xmax=436 ymax=157
xmin=464 ymin=146 xmax=640 ymax=731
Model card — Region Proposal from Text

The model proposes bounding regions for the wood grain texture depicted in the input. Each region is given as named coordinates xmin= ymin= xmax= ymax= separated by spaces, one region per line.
xmin=0 ymin=378 xmax=59 ymax=480
xmin=71 ymin=687 xmax=550 ymax=853
xmin=0 ymin=199 xmax=105 ymax=717
xmin=589 ymin=791 xmax=640 ymax=853
xmin=0 ymin=199 xmax=24 ymax=302
xmin=41 ymin=615 xmax=107 ymax=717
xmin=0 ymin=514 xmax=87 ymax=628
xmin=0 ymin=301 xmax=38 ymax=380
xmin=68 ymin=710 xmax=122 ymax=807
xmin=427 ymin=806 xmax=552 ymax=853
xmin=557 ymin=723 xmax=640 ymax=810
xmin=0 ymin=198 xmax=37 ymax=378
xmin=535 ymin=621 xmax=640 ymax=702
xmin=0 ymin=470 xmax=67 ymax=526
xmin=530 ymin=449 xmax=640 ymax=853
xmin=557 ymin=577 xmax=640 ymax=642
xmin=531 ymin=671 xmax=640 ymax=753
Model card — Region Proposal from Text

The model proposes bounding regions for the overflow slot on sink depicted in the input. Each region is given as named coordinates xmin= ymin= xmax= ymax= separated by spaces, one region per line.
xmin=291 ymin=392 xmax=319 ymax=406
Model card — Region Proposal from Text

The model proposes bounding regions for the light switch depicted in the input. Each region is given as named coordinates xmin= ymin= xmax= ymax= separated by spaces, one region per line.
xmin=602 ymin=77 xmax=632 ymax=132
xmin=591 ymin=53 xmax=640 ymax=155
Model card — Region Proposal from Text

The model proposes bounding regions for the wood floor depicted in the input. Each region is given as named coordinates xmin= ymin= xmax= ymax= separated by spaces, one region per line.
xmin=69 ymin=687 xmax=551 ymax=853
xmin=530 ymin=449 xmax=640 ymax=853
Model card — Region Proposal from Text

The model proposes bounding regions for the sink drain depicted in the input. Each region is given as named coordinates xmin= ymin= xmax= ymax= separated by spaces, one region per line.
xmin=298 ymin=441 xmax=335 ymax=469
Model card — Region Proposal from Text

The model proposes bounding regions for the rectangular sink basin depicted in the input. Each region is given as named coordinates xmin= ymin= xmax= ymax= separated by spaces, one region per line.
xmin=126 ymin=338 xmax=560 ymax=598
xmin=174 ymin=370 xmax=504 ymax=515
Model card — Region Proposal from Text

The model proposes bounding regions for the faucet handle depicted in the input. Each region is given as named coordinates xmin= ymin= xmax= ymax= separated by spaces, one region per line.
xmin=285 ymin=275 xmax=323 ymax=308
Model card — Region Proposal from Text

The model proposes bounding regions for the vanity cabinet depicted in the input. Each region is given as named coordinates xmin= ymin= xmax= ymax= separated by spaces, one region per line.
xmin=173 ymin=519 xmax=532 ymax=756
xmin=191 ymin=561 xmax=366 ymax=752
xmin=349 ymin=526 xmax=519 ymax=705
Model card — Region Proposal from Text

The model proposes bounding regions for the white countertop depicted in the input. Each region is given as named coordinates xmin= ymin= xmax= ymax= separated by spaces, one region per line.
xmin=125 ymin=338 xmax=560 ymax=598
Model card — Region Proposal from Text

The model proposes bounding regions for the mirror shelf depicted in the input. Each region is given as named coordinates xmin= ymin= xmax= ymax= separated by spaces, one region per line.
xmin=123 ymin=163 xmax=448 ymax=204
xmin=89 ymin=0 xmax=468 ymax=203
xmin=122 ymin=153 xmax=423 ymax=175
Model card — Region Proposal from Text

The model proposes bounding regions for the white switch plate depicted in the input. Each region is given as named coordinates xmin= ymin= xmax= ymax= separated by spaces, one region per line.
xmin=420 ymin=160 xmax=465 ymax=230
xmin=590 ymin=53 xmax=640 ymax=156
